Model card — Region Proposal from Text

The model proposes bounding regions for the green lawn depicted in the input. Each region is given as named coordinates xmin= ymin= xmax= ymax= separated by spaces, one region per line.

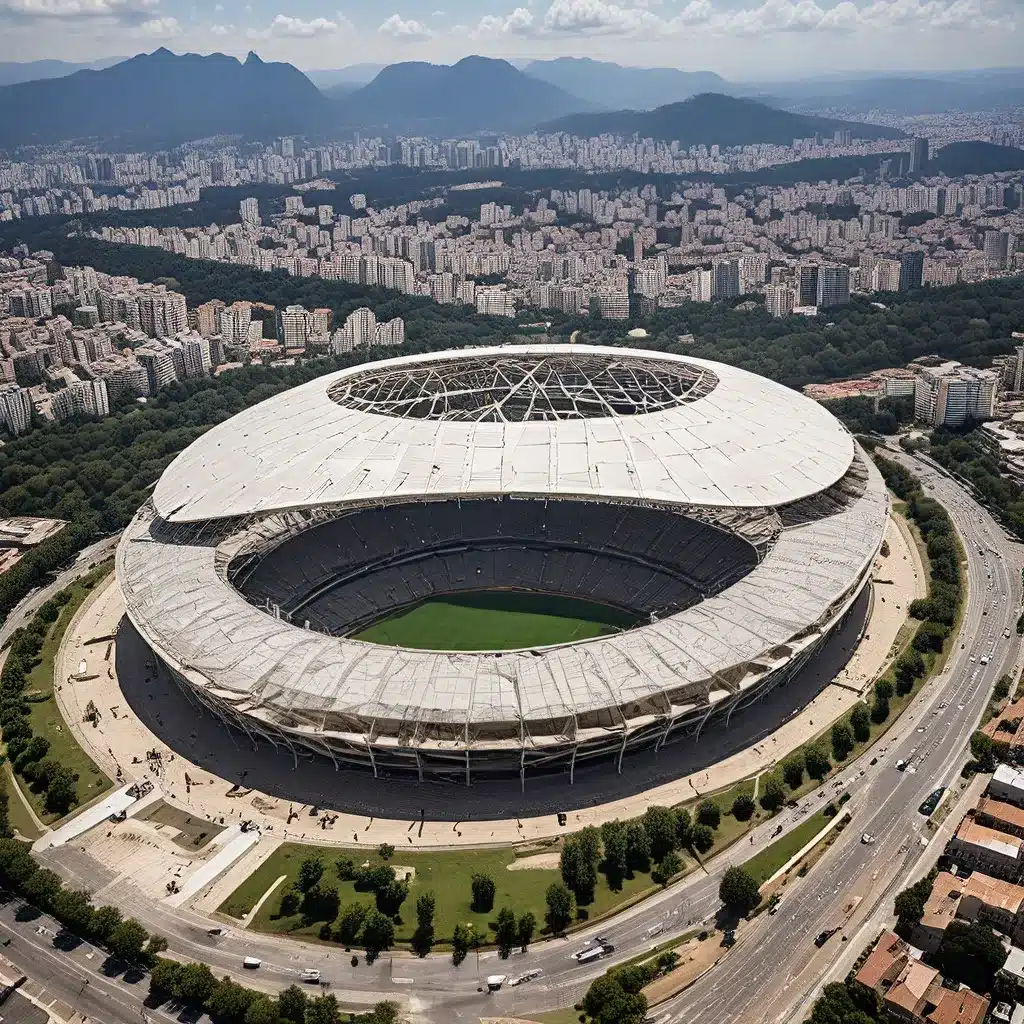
xmin=18 ymin=564 xmax=113 ymax=822
xmin=354 ymin=590 xmax=637 ymax=651
xmin=220 ymin=778 xmax=764 ymax=950
xmin=2 ymin=764 xmax=42 ymax=840
xmin=745 ymin=809 xmax=833 ymax=885
xmin=221 ymin=844 xmax=657 ymax=946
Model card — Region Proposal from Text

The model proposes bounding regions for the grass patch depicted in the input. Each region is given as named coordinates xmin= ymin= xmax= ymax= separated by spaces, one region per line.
xmin=17 ymin=564 xmax=113 ymax=822
xmin=353 ymin=590 xmax=638 ymax=651
xmin=222 ymin=843 xmax=657 ymax=947
xmin=746 ymin=809 xmax=832 ymax=886
xmin=2 ymin=764 xmax=42 ymax=840
xmin=529 ymin=1010 xmax=581 ymax=1024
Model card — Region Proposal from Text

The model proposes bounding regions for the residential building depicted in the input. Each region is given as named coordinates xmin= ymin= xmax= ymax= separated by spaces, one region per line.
xmin=947 ymin=816 xmax=1024 ymax=881
xmin=909 ymin=137 xmax=930 ymax=174
xmin=900 ymin=252 xmax=925 ymax=291
xmin=914 ymin=362 xmax=998 ymax=426
xmin=918 ymin=869 xmax=1024 ymax=951
xmin=280 ymin=305 xmax=312 ymax=349
xmin=992 ymin=764 xmax=1024 ymax=808
xmin=817 ymin=263 xmax=851 ymax=309
xmin=135 ymin=344 xmax=178 ymax=393
xmin=0 ymin=382 xmax=32 ymax=434
xmin=765 ymin=285 xmax=796 ymax=319
xmin=51 ymin=379 xmax=109 ymax=422
xmin=239 ymin=197 xmax=260 ymax=226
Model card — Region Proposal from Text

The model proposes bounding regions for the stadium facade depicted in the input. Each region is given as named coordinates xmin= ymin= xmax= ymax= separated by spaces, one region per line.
xmin=117 ymin=345 xmax=889 ymax=786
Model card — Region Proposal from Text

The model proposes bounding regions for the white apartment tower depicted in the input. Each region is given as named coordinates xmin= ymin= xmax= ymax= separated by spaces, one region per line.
xmin=0 ymin=384 xmax=32 ymax=435
xmin=914 ymin=362 xmax=997 ymax=427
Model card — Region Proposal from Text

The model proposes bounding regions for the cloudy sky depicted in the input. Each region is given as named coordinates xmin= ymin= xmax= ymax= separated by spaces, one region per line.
xmin=0 ymin=0 xmax=1019 ymax=79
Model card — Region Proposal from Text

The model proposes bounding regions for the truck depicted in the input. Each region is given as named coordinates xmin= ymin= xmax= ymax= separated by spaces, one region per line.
xmin=486 ymin=975 xmax=508 ymax=992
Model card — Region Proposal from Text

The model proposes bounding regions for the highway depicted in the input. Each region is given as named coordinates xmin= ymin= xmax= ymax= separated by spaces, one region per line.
xmin=14 ymin=454 xmax=1023 ymax=1024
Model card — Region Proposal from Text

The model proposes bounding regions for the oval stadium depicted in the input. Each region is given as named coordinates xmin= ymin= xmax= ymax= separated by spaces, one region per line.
xmin=117 ymin=345 xmax=889 ymax=785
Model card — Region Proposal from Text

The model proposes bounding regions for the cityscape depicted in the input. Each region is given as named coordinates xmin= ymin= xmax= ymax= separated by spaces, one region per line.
xmin=0 ymin=9 xmax=1024 ymax=1024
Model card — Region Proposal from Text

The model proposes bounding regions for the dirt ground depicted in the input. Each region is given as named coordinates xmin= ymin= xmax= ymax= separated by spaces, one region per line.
xmin=642 ymin=933 xmax=732 ymax=1004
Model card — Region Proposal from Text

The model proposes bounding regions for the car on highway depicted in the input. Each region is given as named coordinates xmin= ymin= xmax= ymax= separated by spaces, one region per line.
xmin=896 ymin=759 xmax=908 ymax=771
xmin=861 ymin=833 xmax=876 ymax=845
xmin=509 ymin=969 xmax=543 ymax=987
xmin=919 ymin=787 xmax=946 ymax=817
xmin=814 ymin=928 xmax=841 ymax=948
xmin=300 ymin=969 xmax=321 ymax=983
xmin=243 ymin=956 xmax=262 ymax=969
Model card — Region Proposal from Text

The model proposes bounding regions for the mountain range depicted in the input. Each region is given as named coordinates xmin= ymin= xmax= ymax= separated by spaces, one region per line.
xmin=0 ymin=49 xmax=333 ymax=148
xmin=537 ymin=93 xmax=905 ymax=145
xmin=333 ymin=56 xmax=595 ymax=136
xmin=0 ymin=57 xmax=124 ymax=87
xmin=520 ymin=58 xmax=733 ymax=111
xmin=0 ymin=50 xmax=912 ymax=150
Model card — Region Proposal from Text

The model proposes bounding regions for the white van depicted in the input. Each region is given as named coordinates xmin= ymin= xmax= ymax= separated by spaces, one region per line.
xmin=242 ymin=956 xmax=262 ymax=969
xmin=486 ymin=975 xmax=507 ymax=991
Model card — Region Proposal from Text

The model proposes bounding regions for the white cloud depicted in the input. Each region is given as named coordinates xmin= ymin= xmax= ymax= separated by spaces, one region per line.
xmin=378 ymin=12 xmax=432 ymax=39
xmin=470 ymin=0 xmax=1011 ymax=39
xmin=209 ymin=21 xmax=231 ymax=35
xmin=0 ymin=0 xmax=158 ymax=21
xmin=134 ymin=12 xmax=177 ymax=34
xmin=248 ymin=13 xmax=342 ymax=39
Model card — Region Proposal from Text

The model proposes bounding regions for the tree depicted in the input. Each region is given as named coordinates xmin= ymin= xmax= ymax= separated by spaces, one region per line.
xmin=651 ymin=851 xmax=682 ymax=887
xmin=642 ymin=805 xmax=677 ymax=861
xmin=107 ymin=918 xmax=150 ymax=963
xmin=470 ymin=872 xmax=496 ymax=913
xmin=581 ymin=972 xmax=648 ymax=1024
xmin=452 ymin=923 xmax=473 ymax=967
xmin=600 ymin=819 xmax=629 ymax=889
xmin=760 ymin=776 xmax=786 ymax=811
xmin=206 ymin=978 xmax=256 ymax=1022
xmin=23 ymin=867 xmax=62 ymax=910
xmin=560 ymin=832 xmax=599 ymax=904
xmin=731 ymin=794 xmax=755 ymax=821
xmin=874 ymin=678 xmax=894 ymax=702
xmin=297 ymin=856 xmax=324 ymax=893
xmin=719 ymin=866 xmax=761 ymax=917
xmin=935 ymin=921 xmax=1008 ymax=993
xmin=971 ymin=731 xmax=998 ymax=772
xmin=368 ymin=1001 xmax=402 ymax=1024
xmin=334 ymin=857 xmax=356 ymax=882
xmin=545 ymin=882 xmax=575 ymax=935
xmin=625 ymin=820 xmax=651 ymax=873
xmin=690 ymin=824 xmax=714 ymax=854
xmin=305 ymin=993 xmax=342 ymax=1024
xmin=361 ymin=909 xmax=395 ymax=962
xmin=244 ymin=996 xmax=279 ymax=1024
xmin=804 ymin=744 xmax=831 ymax=780
xmin=831 ymin=721 xmax=855 ymax=762
xmin=872 ymin=693 xmax=891 ymax=724
xmin=277 ymin=985 xmax=308 ymax=1024
xmin=175 ymin=961 xmax=217 ymax=1004
xmin=51 ymin=887 xmax=94 ymax=933
xmin=895 ymin=650 xmax=925 ymax=695
xmin=850 ymin=703 xmax=871 ymax=743
xmin=44 ymin=765 xmax=78 ymax=816
xmin=696 ymin=800 xmax=721 ymax=829
xmin=149 ymin=958 xmax=182 ymax=999
xmin=375 ymin=879 xmax=408 ymax=918
xmin=517 ymin=911 xmax=536 ymax=952
xmin=301 ymin=884 xmax=341 ymax=924
xmin=377 ymin=843 xmax=395 ymax=862
xmin=673 ymin=808 xmax=692 ymax=849
xmin=411 ymin=891 xmax=435 ymax=957
xmin=495 ymin=907 xmax=518 ymax=958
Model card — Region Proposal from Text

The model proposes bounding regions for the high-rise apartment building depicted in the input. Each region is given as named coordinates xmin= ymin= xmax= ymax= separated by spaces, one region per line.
xmin=914 ymin=362 xmax=997 ymax=426
xmin=816 ymin=264 xmax=851 ymax=309
xmin=0 ymin=383 xmax=32 ymax=435
xmin=239 ymin=197 xmax=260 ymax=226
xmin=281 ymin=306 xmax=312 ymax=349
xmin=196 ymin=299 xmax=225 ymax=337
xmin=765 ymin=285 xmax=796 ymax=319
xmin=136 ymin=345 xmax=178 ymax=393
xmin=899 ymin=252 xmax=925 ymax=292
xmin=871 ymin=259 xmax=902 ymax=293
xmin=691 ymin=270 xmax=713 ymax=303
xmin=798 ymin=264 xmax=819 ymax=307
xmin=51 ymin=379 xmax=109 ymax=423
xmin=908 ymin=137 xmax=930 ymax=174
xmin=712 ymin=258 xmax=741 ymax=300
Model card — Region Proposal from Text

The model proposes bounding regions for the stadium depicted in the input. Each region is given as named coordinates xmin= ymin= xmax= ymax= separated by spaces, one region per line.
xmin=117 ymin=344 xmax=889 ymax=786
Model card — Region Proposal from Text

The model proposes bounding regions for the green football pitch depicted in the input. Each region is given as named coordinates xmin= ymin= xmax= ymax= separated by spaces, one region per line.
xmin=353 ymin=590 xmax=639 ymax=651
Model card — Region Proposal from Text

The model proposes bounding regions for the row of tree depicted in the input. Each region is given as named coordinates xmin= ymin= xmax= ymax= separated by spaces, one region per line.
xmin=0 ymin=589 xmax=83 ymax=815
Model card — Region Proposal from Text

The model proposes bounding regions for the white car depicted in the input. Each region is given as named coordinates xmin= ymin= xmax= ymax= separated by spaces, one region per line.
xmin=861 ymin=833 xmax=876 ymax=845
xmin=300 ymin=969 xmax=321 ymax=983
xmin=509 ymin=969 xmax=543 ymax=987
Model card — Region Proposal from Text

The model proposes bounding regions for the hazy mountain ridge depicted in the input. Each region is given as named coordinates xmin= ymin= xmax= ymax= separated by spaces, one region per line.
xmin=0 ymin=57 xmax=126 ymax=87
xmin=537 ymin=93 xmax=905 ymax=145
xmin=522 ymin=57 xmax=732 ymax=111
xmin=335 ymin=56 xmax=594 ymax=136
xmin=0 ymin=49 xmax=334 ymax=148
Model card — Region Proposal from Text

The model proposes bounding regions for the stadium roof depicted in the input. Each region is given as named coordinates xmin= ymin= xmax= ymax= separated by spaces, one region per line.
xmin=153 ymin=345 xmax=855 ymax=524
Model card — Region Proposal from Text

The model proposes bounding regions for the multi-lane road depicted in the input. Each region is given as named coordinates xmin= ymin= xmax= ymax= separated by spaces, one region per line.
xmin=10 ymin=454 xmax=1024 ymax=1024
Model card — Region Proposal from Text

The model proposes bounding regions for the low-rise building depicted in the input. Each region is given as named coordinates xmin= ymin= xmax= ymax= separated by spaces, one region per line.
xmin=947 ymin=817 xmax=1024 ymax=882
xmin=992 ymin=765 xmax=1024 ymax=808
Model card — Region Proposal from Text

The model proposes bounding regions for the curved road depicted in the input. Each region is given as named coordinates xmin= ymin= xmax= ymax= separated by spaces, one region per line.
xmin=14 ymin=457 xmax=1024 ymax=1023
